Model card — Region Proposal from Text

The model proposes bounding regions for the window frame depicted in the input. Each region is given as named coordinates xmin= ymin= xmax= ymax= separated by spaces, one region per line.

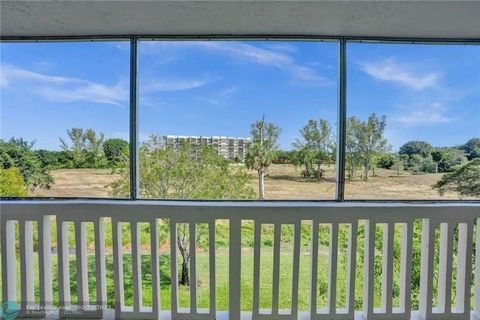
xmin=0 ymin=35 xmax=479 ymax=203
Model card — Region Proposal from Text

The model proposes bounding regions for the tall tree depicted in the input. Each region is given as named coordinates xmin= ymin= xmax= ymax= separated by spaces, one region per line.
xmin=245 ymin=116 xmax=281 ymax=199
xmin=84 ymin=129 xmax=105 ymax=161
xmin=399 ymin=140 xmax=433 ymax=158
xmin=110 ymin=135 xmax=255 ymax=285
xmin=59 ymin=128 xmax=106 ymax=168
xmin=349 ymin=114 xmax=388 ymax=181
xmin=59 ymin=128 xmax=86 ymax=166
xmin=292 ymin=119 xmax=332 ymax=180
xmin=434 ymin=159 xmax=480 ymax=197
xmin=345 ymin=118 xmax=360 ymax=180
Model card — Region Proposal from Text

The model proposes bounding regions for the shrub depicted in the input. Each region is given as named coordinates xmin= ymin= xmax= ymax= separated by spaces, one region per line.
xmin=376 ymin=153 xmax=395 ymax=169
xmin=419 ymin=157 xmax=437 ymax=173
xmin=433 ymin=159 xmax=480 ymax=197
xmin=35 ymin=149 xmax=61 ymax=169
xmin=0 ymin=140 xmax=53 ymax=191
xmin=460 ymin=137 xmax=480 ymax=160
xmin=407 ymin=154 xmax=424 ymax=173
xmin=0 ymin=167 xmax=28 ymax=196
xmin=434 ymin=148 xmax=468 ymax=173
xmin=399 ymin=141 xmax=433 ymax=158
xmin=103 ymin=138 xmax=129 ymax=166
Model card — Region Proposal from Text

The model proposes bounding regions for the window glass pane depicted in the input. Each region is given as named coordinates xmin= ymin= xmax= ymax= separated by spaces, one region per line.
xmin=0 ymin=41 xmax=130 ymax=198
xmin=138 ymin=40 xmax=338 ymax=200
xmin=346 ymin=42 xmax=480 ymax=200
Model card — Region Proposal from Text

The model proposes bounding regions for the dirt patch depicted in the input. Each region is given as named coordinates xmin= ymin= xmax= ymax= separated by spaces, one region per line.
xmin=30 ymin=165 xmax=466 ymax=200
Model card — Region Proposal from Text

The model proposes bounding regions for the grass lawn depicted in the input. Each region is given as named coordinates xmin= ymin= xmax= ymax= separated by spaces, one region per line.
xmin=1 ymin=247 xmax=380 ymax=312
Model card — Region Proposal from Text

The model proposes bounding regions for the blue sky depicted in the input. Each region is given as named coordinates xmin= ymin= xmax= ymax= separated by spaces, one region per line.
xmin=1 ymin=40 xmax=479 ymax=151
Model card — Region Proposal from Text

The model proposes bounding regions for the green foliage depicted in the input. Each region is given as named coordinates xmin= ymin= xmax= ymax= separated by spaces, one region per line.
xmin=111 ymin=135 xmax=255 ymax=200
xmin=376 ymin=153 xmax=395 ymax=169
xmin=399 ymin=140 xmax=433 ymax=158
xmin=419 ymin=157 xmax=437 ymax=173
xmin=245 ymin=116 xmax=281 ymax=199
xmin=103 ymin=138 xmax=129 ymax=166
xmin=433 ymin=159 xmax=480 ymax=197
xmin=35 ymin=149 xmax=61 ymax=169
xmin=272 ymin=150 xmax=293 ymax=164
xmin=291 ymin=148 xmax=325 ymax=179
xmin=408 ymin=154 xmax=424 ymax=174
xmin=292 ymin=118 xmax=333 ymax=180
xmin=0 ymin=139 xmax=53 ymax=192
xmin=433 ymin=148 xmax=468 ymax=173
xmin=59 ymin=128 xmax=109 ymax=169
xmin=0 ymin=167 xmax=28 ymax=196
xmin=460 ymin=137 xmax=480 ymax=160
xmin=347 ymin=113 xmax=388 ymax=180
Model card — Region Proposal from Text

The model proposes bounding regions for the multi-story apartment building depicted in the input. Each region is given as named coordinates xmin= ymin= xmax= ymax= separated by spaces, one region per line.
xmin=163 ymin=135 xmax=252 ymax=162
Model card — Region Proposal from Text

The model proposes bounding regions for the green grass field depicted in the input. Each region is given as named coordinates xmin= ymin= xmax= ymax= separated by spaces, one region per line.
xmin=2 ymin=242 xmax=422 ymax=312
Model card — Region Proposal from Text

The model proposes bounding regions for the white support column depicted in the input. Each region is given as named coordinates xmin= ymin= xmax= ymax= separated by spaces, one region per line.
xmin=456 ymin=222 xmax=473 ymax=314
xmin=437 ymin=223 xmax=454 ymax=314
xmin=475 ymin=218 xmax=480 ymax=317
xmin=310 ymin=221 xmax=319 ymax=317
xmin=57 ymin=220 xmax=71 ymax=314
xmin=189 ymin=223 xmax=197 ymax=314
xmin=291 ymin=221 xmax=301 ymax=319
xmin=170 ymin=219 xmax=178 ymax=319
xmin=208 ymin=220 xmax=216 ymax=318
xmin=419 ymin=218 xmax=436 ymax=319
xmin=1 ymin=220 xmax=17 ymax=314
xmin=252 ymin=220 xmax=261 ymax=319
xmin=38 ymin=216 xmax=53 ymax=310
xmin=399 ymin=221 xmax=413 ymax=316
xmin=112 ymin=219 xmax=124 ymax=316
xmin=94 ymin=218 xmax=106 ymax=311
xmin=381 ymin=223 xmax=394 ymax=315
xmin=271 ymin=223 xmax=281 ymax=316
xmin=75 ymin=221 xmax=89 ymax=307
xmin=19 ymin=220 xmax=34 ymax=313
xmin=229 ymin=217 xmax=242 ymax=320
xmin=328 ymin=223 xmax=339 ymax=315
xmin=131 ymin=221 xmax=142 ymax=313
xmin=150 ymin=219 xmax=160 ymax=318
xmin=363 ymin=220 xmax=376 ymax=319
xmin=346 ymin=221 xmax=358 ymax=318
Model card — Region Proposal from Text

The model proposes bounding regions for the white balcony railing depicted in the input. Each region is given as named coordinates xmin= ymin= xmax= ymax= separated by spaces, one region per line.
xmin=1 ymin=201 xmax=479 ymax=320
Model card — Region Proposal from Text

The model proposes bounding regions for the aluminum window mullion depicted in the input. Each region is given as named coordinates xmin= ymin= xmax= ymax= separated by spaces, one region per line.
xmin=335 ymin=38 xmax=347 ymax=201
xmin=129 ymin=37 xmax=139 ymax=200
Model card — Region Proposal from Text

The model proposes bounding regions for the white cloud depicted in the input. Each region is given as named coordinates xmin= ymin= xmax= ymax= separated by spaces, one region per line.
xmin=198 ymin=42 xmax=334 ymax=86
xmin=218 ymin=86 xmax=239 ymax=97
xmin=360 ymin=58 xmax=440 ymax=90
xmin=1 ymin=64 xmax=128 ymax=106
xmin=144 ymin=41 xmax=334 ymax=87
xmin=142 ymin=77 xmax=214 ymax=93
xmin=395 ymin=102 xmax=457 ymax=125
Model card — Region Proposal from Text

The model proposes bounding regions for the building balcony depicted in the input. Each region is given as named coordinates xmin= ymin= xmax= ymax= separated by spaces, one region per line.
xmin=1 ymin=201 xmax=480 ymax=320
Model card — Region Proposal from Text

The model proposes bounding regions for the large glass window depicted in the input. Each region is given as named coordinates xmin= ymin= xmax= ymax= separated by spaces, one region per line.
xmin=346 ymin=42 xmax=480 ymax=200
xmin=0 ymin=41 xmax=130 ymax=198
xmin=137 ymin=40 xmax=339 ymax=200
xmin=1 ymin=38 xmax=478 ymax=201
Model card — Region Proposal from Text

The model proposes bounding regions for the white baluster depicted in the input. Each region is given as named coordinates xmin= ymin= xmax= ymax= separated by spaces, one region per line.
xmin=290 ymin=221 xmax=301 ymax=319
xmin=229 ymin=217 xmax=241 ymax=320
xmin=310 ymin=221 xmax=319 ymax=317
xmin=272 ymin=223 xmax=281 ymax=316
xmin=208 ymin=220 xmax=216 ymax=318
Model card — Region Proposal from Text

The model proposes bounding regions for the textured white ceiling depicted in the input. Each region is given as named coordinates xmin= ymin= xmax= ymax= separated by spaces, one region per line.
xmin=1 ymin=1 xmax=479 ymax=39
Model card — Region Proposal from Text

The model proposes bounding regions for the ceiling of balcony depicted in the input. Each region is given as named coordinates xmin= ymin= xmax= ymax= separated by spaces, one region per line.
xmin=1 ymin=1 xmax=479 ymax=39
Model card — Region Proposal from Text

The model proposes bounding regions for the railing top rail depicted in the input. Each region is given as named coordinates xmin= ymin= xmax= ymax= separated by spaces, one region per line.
xmin=1 ymin=200 xmax=479 ymax=223
xmin=1 ymin=199 xmax=480 ymax=207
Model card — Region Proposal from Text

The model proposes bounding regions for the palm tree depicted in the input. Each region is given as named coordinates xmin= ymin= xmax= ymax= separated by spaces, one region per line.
xmin=245 ymin=116 xmax=281 ymax=199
